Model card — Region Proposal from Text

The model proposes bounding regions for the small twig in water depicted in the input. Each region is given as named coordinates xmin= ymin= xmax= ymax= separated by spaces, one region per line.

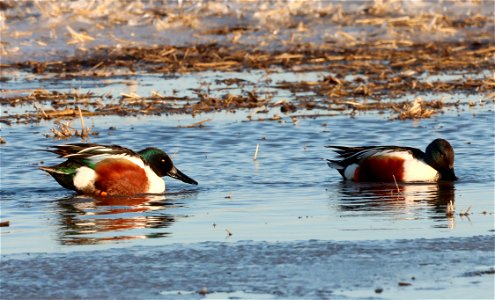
xmin=460 ymin=206 xmax=472 ymax=217
xmin=177 ymin=118 xmax=212 ymax=128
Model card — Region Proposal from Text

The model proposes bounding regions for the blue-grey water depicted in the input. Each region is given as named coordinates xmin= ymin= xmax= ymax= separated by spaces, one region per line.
xmin=2 ymin=107 xmax=494 ymax=251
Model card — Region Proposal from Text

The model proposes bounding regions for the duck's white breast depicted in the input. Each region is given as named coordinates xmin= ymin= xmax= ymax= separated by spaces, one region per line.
xmin=399 ymin=153 xmax=439 ymax=182
xmin=144 ymin=166 xmax=165 ymax=193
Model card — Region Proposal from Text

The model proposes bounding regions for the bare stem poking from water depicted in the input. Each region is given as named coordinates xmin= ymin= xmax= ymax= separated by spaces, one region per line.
xmin=34 ymin=103 xmax=48 ymax=119
xmin=392 ymin=175 xmax=400 ymax=193
xmin=446 ymin=200 xmax=455 ymax=217
xmin=78 ymin=107 xmax=90 ymax=141
xmin=253 ymin=143 xmax=259 ymax=160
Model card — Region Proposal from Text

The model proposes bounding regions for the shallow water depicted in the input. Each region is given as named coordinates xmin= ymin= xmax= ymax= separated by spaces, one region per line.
xmin=1 ymin=103 xmax=494 ymax=253
xmin=1 ymin=73 xmax=494 ymax=299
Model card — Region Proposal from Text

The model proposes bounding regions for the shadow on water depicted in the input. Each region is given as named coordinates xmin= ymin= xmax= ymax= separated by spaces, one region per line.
xmin=55 ymin=190 xmax=199 ymax=245
xmin=334 ymin=181 xmax=455 ymax=216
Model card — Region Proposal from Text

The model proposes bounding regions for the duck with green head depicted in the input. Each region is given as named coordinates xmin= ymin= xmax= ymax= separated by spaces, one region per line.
xmin=40 ymin=143 xmax=198 ymax=196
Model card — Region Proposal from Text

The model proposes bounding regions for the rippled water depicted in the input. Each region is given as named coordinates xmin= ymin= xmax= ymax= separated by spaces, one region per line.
xmin=1 ymin=69 xmax=494 ymax=299
xmin=1 ymin=101 xmax=493 ymax=253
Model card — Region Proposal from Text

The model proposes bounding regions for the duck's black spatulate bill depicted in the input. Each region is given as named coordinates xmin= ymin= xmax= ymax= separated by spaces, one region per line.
xmin=167 ymin=167 xmax=198 ymax=185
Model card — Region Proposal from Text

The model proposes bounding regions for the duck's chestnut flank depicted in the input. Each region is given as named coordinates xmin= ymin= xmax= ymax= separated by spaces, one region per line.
xmin=94 ymin=158 xmax=149 ymax=195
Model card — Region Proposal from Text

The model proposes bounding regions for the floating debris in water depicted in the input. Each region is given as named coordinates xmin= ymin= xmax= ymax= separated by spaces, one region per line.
xmin=392 ymin=97 xmax=438 ymax=120
xmin=50 ymin=121 xmax=75 ymax=139
xmin=177 ymin=119 xmax=212 ymax=128
xmin=66 ymin=26 xmax=95 ymax=45
xmin=398 ymin=282 xmax=412 ymax=286
xmin=459 ymin=206 xmax=472 ymax=217
xmin=49 ymin=107 xmax=95 ymax=140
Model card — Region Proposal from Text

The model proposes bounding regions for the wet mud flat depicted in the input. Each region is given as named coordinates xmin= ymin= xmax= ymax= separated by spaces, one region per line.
xmin=1 ymin=236 xmax=494 ymax=299
xmin=2 ymin=39 xmax=493 ymax=126
xmin=1 ymin=0 xmax=494 ymax=128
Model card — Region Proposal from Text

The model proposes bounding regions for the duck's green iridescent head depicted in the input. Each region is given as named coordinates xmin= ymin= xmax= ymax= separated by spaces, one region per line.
xmin=138 ymin=148 xmax=198 ymax=185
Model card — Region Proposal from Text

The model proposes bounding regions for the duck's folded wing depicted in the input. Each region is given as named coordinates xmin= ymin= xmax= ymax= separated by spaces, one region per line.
xmin=326 ymin=146 xmax=414 ymax=169
xmin=325 ymin=145 xmax=372 ymax=158
xmin=48 ymin=144 xmax=134 ymax=157
xmin=47 ymin=144 xmax=142 ymax=167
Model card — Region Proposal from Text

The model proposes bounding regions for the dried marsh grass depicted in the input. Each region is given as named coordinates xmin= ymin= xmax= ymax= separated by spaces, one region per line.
xmin=0 ymin=0 xmax=493 ymax=124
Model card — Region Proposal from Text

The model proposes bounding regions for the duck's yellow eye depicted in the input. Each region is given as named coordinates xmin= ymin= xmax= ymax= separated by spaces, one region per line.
xmin=161 ymin=159 xmax=165 ymax=163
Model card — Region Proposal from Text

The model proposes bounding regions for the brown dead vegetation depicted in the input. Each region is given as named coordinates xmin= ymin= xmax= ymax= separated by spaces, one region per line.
xmin=5 ymin=41 xmax=493 ymax=78
xmin=0 ymin=1 xmax=493 ymax=125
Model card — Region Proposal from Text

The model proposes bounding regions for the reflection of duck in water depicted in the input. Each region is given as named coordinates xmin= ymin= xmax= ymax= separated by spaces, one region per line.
xmin=334 ymin=181 xmax=456 ymax=228
xmin=40 ymin=143 xmax=198 ymax=196
xmin=56 ymin=194 xmax=179 ymax=245
xmin=327 ymin=139 xmax=457 ymax=182
xmin=335 ymin=181 xmax=455 ymax=211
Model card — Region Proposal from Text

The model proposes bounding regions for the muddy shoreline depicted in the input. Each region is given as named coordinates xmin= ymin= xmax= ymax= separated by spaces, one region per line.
xmin=1 ymin=235 xmax=494 ymax=299
xmin=1 ymin=1 xmax=494 ymax=127
xmin=2 ymin=40 xmax=493 ymax=126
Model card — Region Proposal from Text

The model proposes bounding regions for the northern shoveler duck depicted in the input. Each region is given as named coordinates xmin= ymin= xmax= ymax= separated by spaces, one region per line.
xmin=326 ymin=138 xmax=457 ymax=182
xmin=40 ymin=143 xmax=198 ymax=196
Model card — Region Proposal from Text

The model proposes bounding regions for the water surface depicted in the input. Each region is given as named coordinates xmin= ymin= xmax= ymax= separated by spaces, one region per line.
xmin=1 ymin=106 xmax=493 ymax=253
